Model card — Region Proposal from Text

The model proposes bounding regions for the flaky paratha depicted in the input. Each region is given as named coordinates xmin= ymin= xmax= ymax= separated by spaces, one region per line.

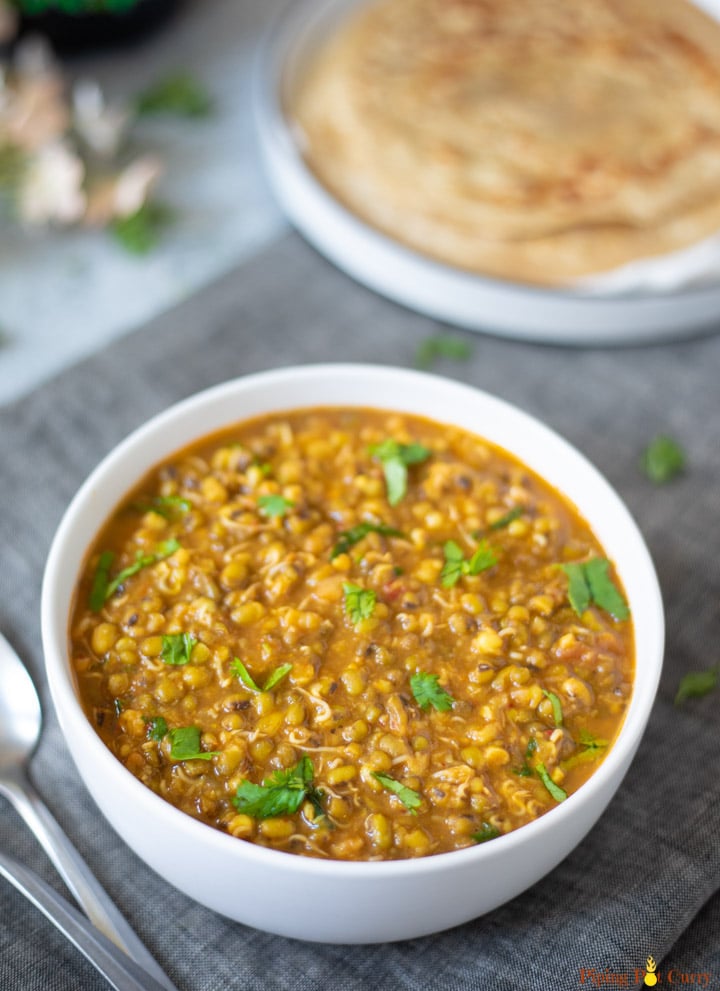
xmin=293 ymin=0 xmax=720 ymax=284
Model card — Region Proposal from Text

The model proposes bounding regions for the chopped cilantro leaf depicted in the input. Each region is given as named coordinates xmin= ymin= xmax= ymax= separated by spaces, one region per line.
xmin=536 ymin=762 xmax=567 ymax=803
xmin=440 ymin=539 xmax=497 ymax=588
xmin=514 ymin=736 xmax=538 ymax=777
xmin=112 ymin=202 xmax=174 ymax=255
xmin=231 ymin=657 xmax=292 ymax=692
xmin=168 ymin=726 xmax=218 ymax=761
xmin=372 ymin=772 xmax=422 ymax=813
xmin=136 ymin=72 xmax=213 ymax=117
xmin=343 ymin=583 xmax=377 ymax=624
xmin=472 ymin=823 xmax=501 ymax=844
xmin=106 ymin=539 xmax=180 ymax=599
xmin=161 ymin=633 xmax=196 ymax=666
xmin=467 ymin=542 xmax=498 ymax=575
xmin=560 ymin=558 xmax=629 ymax=621
xmin=369 ymin=439 xmax=431 ymax=506
xmin=641 ymin=435 xmax=685 ymax=484
xmin=257 ymin=494 xmax=294 ymax=519
xmin=415 ymin=333 xmax=473 ymax=369
xmin=89 ymin=550 xmax=115 ymax=612
xmin=262 ymin=663 xmax=293 ymax=691
xmin=144 ymin=716 xmax=168 ymax=742
xmin=410 ymin=672 xmax=454 ymax=712
xmin=675 ymin=667 xmax=719 ymax=705
xmin=583 ymin=558 xmax=630 ymax=621
xmin=562 ymin=730 xmax=608 ymax=770
xmin=489 ymin=506 xmax=524 ymax=531
xmin=90 ymin=539 xmax=179 ymax=611
xmin=231 ymin=657 xmax=260 ymax=691
xmin=559 ymin=562 xmax=591 ymax=616
xmin=232 ymin=756 xmax=323 ymax=819
xmin=541 ymin=689 xmax=563 ymax=727
xmin=331 ymin=521 xmax=406 ymax=560
xmin=134 ymin=494 xmax=191 ymax=519
xmin=440 ymin=540 xmax=464 ymax=588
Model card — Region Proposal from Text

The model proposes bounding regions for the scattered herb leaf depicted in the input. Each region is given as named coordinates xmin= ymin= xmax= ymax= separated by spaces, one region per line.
xmin=583 ymin=558 xmax=630 ymax=621
xmin=514 ymin=736 xmax=538 ymax=777
xmin=231 ymin=657 xmax=293 ymax=693
xmin=489 ymin=506 xmax=524 ymax=531
xmin=415 ymin=333 xmax=473 ymax=369
xmin=542 ymin=689 xmax=563 ymax=727
xmin=560 ymin=558 xmax=629 ymax=621
xmin=168 ymin=726 xmax=218 ymax=761
xmin=257 ymin=494 xmax=294 ymax=519
xmin=372 ymin=772 xmax=422 ymax=813
xmin=331 ymin=521 xmax=406 ymax=560
xmin=559 ymin=562 xmax=591 ymax=616
xmin=113 ymin=698 xmax=124 ymax=716
xmin=562 ymin=730 xmax=608 ymax=770
xmin=232 ymin=756 xmax=323 ymax=819
xmin=144 ymin=716 xmax=168 ymax=742
xmin=136 ymin=72 xmax=213 ymax=118
xmin=106 ymin=539 xmax=180 ymax=600
xmin=262 ymin=663 xmax=293 ymax=691
xmin=675 ymin=667 xmax=719 ymax=705
xmin=369 ymin=439 xmax=431 ymax=506
xmin=231 ymin=657 xmax=260 ymax=691
xmin=112 ymin=201 xmax=174 ymax=255
xmin=89 ymin=539 xmax=179 ymax=611
xmin=440 ymin=539 xmax=497 ymax=588
xmin=472 ymin=823 xmax=501 ymax=844
xmin=134 ymin=494 xmax=191 ymax=519
xmin=410 ymin=672 xmax=454 ymax=712
xmin=641 ymin=435 xmax=685 ymax=484
xmin=161 ymin=633 xmax=196 ymax=666
xmin=536 ymin=762 xmax=567 ymax=803
xmin=89 ymin=550 xmax=115 ymax=612
xmin=343 ymin=583 xmax=377 ymax=625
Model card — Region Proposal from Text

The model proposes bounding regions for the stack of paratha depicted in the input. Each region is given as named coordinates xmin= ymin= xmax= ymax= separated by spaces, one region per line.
xmin=293 ymin=0 xmax=720 ymax=285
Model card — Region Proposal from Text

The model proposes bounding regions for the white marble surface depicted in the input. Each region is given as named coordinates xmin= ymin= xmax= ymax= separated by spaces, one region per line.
xmin=0 ymin=0 xmax=292 ymax=405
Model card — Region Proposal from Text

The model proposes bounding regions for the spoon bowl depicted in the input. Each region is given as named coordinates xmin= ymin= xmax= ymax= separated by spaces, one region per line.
xmin=0 ymin=634 xmax=41 ymax=773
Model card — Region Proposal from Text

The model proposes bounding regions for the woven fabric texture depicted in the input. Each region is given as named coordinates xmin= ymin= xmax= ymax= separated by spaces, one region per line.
xmin=1 ymin=233 xmax=718 ymax=991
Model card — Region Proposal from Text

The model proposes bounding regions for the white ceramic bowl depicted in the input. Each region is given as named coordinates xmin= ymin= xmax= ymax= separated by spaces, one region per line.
xmin=41 ymin=364 xmax=664 ymax=943
xmin=254 ymin=0 xmax=720 ymax=345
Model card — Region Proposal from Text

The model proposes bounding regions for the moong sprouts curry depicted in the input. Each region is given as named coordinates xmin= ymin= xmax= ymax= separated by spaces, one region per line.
xmin=70 ymin=408 xmax=634 ymax=861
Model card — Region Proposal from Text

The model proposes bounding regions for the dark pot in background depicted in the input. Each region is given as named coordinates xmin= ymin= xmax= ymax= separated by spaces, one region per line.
xmin=15 ymin=0 xmax=182 ymax=53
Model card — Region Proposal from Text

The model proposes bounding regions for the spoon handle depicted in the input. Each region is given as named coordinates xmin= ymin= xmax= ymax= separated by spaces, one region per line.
xmin=0 ymin=772 xmax=178 ymax=991
xmin=0 ymin=850 xmax=173 ymax=991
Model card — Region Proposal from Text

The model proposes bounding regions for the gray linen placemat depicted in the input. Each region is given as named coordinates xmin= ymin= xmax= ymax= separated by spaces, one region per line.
xmin=1 ymin=232 xmax=719 ymax=991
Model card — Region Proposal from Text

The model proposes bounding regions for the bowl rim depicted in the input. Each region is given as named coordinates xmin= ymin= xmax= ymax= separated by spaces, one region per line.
xmin=41 ymin=362 xmax=665 ymax=880
xmin=252 ymin=0 xmax=720 ymax=344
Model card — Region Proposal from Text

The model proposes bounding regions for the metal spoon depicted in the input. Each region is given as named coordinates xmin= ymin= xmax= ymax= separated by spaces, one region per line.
xmin=0 ymin=850 xmax=171 ymax=991
xmin=0 ymin=631 xmax=178 ymax=991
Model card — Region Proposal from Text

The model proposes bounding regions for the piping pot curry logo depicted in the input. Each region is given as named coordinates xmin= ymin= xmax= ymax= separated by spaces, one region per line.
xmin=578 ymin=955 xmax=713 ymax=987
xmin=643 ymin=958 xmax=658 ymax=987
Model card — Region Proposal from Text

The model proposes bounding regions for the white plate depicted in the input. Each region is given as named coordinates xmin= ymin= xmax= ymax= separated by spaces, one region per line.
xmin=254 ymin=0 xmax=720 ymax=345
